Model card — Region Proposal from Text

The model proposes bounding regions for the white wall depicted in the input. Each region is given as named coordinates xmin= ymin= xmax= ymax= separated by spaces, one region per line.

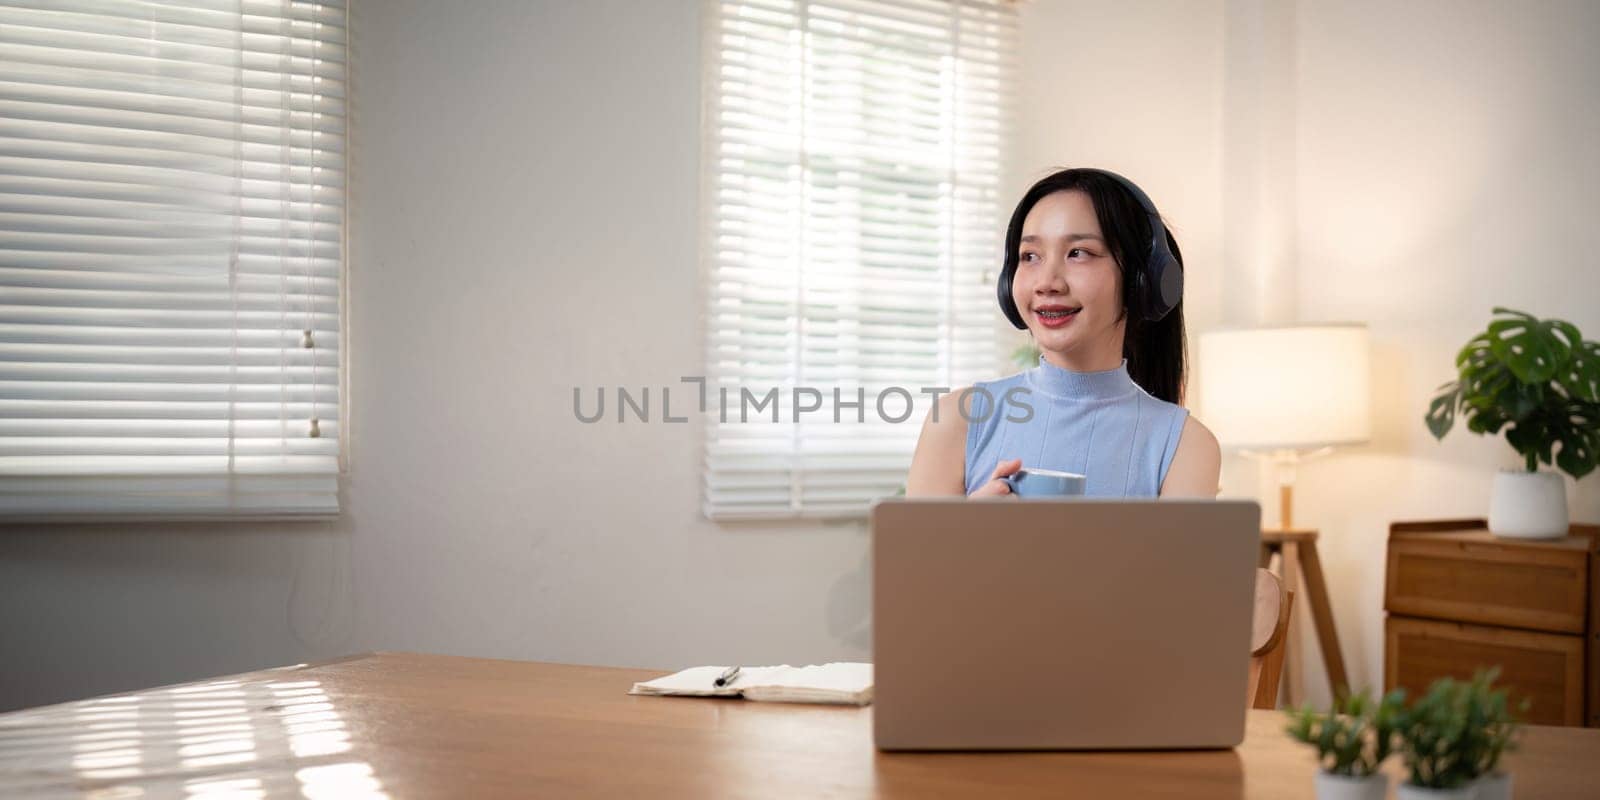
xmin=2 ymin=0 xmax=1595 ymax=714
xmin=1010 ymin=0 xmax=1227 ymax=337
xmin=1284 ymin=0 xmax=1600 ymax=709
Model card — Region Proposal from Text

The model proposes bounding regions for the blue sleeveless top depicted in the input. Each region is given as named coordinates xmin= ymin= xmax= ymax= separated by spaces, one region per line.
xmin=963 ymin=357 xmax=1189 ymax=497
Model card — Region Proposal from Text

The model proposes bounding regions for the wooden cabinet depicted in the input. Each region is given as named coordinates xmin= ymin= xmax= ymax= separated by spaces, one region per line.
xmin=1383 ymin=519 xmax=1600 ymax=727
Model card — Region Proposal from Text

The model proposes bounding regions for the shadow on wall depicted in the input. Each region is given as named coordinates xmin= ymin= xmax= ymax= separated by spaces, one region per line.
xmin=825 ymin=523 xmax=872 ymax=654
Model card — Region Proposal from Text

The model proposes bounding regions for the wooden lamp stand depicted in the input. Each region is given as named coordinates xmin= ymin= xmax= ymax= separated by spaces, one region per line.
xmin=1251 ymin=449 xmax=1351 ymax=705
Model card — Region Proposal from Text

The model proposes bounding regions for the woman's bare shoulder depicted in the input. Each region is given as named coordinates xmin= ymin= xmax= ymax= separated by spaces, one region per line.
xmin=905 ymin=386 xmax=974 ymax=496
xmin=917 ymin=387 xmax=975 ymax=453
xmin=931 ymin=386 xmax=973 ymax=426
xmin=1160 ymin=415 xmax=1221 ymax=497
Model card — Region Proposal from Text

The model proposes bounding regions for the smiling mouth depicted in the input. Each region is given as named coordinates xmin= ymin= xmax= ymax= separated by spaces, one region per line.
xmin=1034 ymin=306 xmax=1081 ymax=320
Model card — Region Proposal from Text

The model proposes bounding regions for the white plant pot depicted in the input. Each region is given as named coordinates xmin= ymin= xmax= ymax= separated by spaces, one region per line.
xmin=1397 ymin=783 xmax=1478 ymax=800
xmin=1488 ymin=469 xmax=1568 ymax=539
xmin=1314 ymin=771 xmax=1387 ymax=800
xmin=1473 ymin=772 xmax=1513 ymax=800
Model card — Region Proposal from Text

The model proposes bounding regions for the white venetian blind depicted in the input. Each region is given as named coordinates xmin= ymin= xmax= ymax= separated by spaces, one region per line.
xmin=0 ymin=0 xmax=346 ymax=520
xmin=702 ymin=0 xmax=1014 ymax=519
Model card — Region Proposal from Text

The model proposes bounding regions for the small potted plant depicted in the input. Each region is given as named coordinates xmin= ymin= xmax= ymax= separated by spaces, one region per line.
xmin=1285 ymin=689 xmax=1405 ymax=800
xmin=1462 ymin=668 xmax=1526 ymax=800
xmin=1396 ymin=675 xmax=1481 ymax=799
xmin=1426 ymin=307 xmax=1600 ymax=539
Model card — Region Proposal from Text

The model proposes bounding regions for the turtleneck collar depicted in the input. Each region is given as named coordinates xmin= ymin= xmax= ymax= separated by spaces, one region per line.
xmin=1025 ymin=355 xmax=1137 ymax=402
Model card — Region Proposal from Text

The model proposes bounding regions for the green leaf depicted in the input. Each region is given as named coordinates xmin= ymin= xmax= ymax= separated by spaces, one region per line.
xmin=1508 ymin=383 xmax=1542 ymax=420
xmin=1460 ymin=364 xmax=1511 ymax=408
xmin=1426 ymin=382 xmax=1459 ymax=439
xmin=1547 ymin=318 xmax=1585 ymax=353
xmin=1487 ymin=309 xmax=1570 ymax=384
xmin=1455 ymin=332 xmax=1495 ymax=371
xmin=1554 ymin=406 xmax=1600 ymax=480
xmin=1465 ymin=405 xmax=1509 ymax=435
xmin=1559 ymin=339 xmax=1600 ymax=402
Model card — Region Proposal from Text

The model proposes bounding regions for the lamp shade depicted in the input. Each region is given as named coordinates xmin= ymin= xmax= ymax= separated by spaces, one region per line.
xmin=1198 ymin=324 xmax=1371 ymax=451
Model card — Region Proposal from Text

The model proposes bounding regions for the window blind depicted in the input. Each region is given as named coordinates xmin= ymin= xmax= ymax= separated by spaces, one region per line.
xmin=702 ymin=0 xmax=1014 ymax=519
xmin=0 ymin=0 xmax=346 ymax=520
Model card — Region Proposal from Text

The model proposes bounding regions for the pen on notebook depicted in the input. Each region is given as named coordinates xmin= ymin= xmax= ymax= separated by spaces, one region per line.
xmin=714 ymin=666 xmax=740 ymax=687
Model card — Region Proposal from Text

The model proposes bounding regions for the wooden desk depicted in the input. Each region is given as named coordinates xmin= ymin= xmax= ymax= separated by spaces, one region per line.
xmin=2 ymin=652 xmax=1596 ymax=798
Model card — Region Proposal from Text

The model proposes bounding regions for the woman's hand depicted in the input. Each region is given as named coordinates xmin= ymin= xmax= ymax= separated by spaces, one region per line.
xmin=967 ymin=458 xmax=1022 ymax=497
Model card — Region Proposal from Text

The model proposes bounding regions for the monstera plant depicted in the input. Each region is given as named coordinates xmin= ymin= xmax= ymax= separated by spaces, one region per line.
xmin=1426 ymin=307 xmax=1599 ymax=538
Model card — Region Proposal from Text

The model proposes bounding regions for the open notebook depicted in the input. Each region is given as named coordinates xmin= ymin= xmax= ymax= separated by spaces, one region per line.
xmin=628 ymin=663 xmax=873 ymax=706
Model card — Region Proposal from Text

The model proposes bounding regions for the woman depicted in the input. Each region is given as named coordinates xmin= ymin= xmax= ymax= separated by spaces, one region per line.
xmin=906 ymin=168 xmax=1221 ymax=497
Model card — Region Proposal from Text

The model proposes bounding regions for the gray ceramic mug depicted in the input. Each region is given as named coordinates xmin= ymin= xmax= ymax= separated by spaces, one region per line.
xmin=1002 ymin=467 xmax=1087 ymax=497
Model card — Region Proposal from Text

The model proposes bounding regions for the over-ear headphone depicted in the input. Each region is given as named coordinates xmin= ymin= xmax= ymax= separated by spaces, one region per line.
xmin=996 ymin=168 xmax=1183 ymax=329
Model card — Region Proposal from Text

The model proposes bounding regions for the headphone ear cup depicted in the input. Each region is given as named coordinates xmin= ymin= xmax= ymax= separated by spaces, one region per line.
xmin=1141 ymin=251 xmax=1182 ymax=321
xmin=996 ymin=263 xmax=1027 ymax=329
xmin=1127 ymin=254 xmax=1149 ymax=319
xmin=1157 ymin=253 xmax=1183 ymax=319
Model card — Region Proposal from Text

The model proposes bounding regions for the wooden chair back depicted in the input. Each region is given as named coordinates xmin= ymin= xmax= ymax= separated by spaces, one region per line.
xmin=1247 ymin=567 xmax=1295 ymax=710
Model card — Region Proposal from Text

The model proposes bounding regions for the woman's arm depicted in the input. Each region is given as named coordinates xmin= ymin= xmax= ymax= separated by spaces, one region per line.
xmin=1159 ymin=416 xmax=1222 ymax=498
xmin=904 ymin=390 xmax=969 ymax=496
xmin=906 ymin=389 xmax=1020 ymax=497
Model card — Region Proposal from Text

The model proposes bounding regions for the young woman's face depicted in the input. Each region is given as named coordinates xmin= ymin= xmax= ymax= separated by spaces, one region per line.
xmin=1011 ymin=190 xmax=1125 ymax=363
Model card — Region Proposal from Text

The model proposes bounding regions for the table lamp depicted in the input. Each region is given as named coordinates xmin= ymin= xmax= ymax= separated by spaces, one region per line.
xmin=1198 ymin=324 xmax=1372 ymax=530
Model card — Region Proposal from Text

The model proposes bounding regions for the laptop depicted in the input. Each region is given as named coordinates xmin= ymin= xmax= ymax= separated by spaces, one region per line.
xmin=871 ymin=497 xmax=1261 ymax=751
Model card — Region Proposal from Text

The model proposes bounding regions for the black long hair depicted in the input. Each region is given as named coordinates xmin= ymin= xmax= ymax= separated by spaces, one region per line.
xmin=1000 ymin=168 xmax=1188 ymax=405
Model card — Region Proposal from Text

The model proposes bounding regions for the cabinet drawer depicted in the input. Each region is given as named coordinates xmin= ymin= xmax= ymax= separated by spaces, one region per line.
xmin=1385 ymin=536 xmax=1589 ymax=633
xmin=1384 ymin=616 xmax=1584 ymax=727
